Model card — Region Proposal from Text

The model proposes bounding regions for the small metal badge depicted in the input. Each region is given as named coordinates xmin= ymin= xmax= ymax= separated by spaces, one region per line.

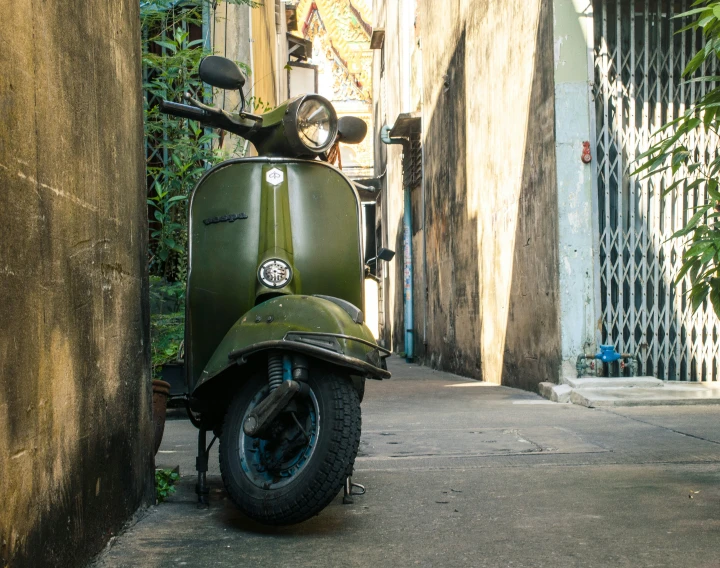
xmin=258 ymin=259 xmax=292 ymax=288
xmin=266 ymin=168 xmax=284 ymax=185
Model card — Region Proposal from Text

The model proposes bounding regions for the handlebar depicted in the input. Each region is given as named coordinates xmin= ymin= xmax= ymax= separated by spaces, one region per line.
xmin=158 ymin=99 xmax=261 ymax=142
xmin=158 ymin=100 xmax=209 ymax=122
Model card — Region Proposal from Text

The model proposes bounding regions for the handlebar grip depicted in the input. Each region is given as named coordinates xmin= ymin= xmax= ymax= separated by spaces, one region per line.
xmin=159 ymin=100 xmax=208 ymax=121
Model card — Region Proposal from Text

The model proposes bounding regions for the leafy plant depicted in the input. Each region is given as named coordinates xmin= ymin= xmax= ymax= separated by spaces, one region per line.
xmin=142 ymin=1 xmax=258 ymax=379
xmin=634 ymin=1 xmax=720 ymax=317
xmin=149 ymin=275 xmax=185 ymax=377
xmin=141 ymin=0 xmax=255 ymax=281
xmin=245 ymin=95 xmax=275 ymax=114
xmin=155 ymin=468 xmax=180 ymax=503
xmin=151 ymin=311 xmax=185 ymax=378
xmin=149 ymin=275 xmax=186 ymax=314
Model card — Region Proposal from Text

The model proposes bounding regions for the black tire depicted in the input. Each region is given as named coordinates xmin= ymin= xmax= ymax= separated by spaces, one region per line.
xmin=352 ymin=376 xmax=366 ymax=403
xmin=219 ymin=369 xmax=361 ymax=525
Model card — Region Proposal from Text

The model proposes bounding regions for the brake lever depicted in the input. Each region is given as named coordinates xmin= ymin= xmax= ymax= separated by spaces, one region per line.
xmin=183 ymin=92 xmax=262 ymax=139
xmin=184 ymin=92 xmax=221 ymax=114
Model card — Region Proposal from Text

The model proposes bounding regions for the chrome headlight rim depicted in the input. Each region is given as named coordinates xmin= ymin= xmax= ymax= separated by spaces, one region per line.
xmin=257 ymin=258 xmax=293 ymax=289
xmin=283 ymin=94 xmax=338 ymax=156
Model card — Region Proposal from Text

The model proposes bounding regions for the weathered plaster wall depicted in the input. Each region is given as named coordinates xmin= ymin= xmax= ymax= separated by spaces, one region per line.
xmin=372 ymin=0 xmax=410 ymax=350
xmin=0 ymin=2 xmax=154 ymax=566
xmin=212 ymin=3 xmax=252 ymax=157
xmin=250 ymin=1 xmax=284 ymax=109
xmin=553 ymin=0 xmax=598 ymax=368
xmin=416 ymin=0 xmax=562 ymax=387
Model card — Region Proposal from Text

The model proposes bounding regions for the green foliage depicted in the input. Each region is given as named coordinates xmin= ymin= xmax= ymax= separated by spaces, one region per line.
xmin=155 ymin=468 xmax=179 ymax=503
xmin=245 ymin=95 xmax=275 ymax=113
xmin=150 ymin=312 xmax=184 ymax=377
xmin=141 ymin=0 xmax=254 ymax=281
xmin=634 ymin=1 xmax=720 ymax=318
xmin=142 ymin=1 xmax=257 ymax=378
xmin=149 ymin=277 xmax=185 ymax=377
xmin=142 ymin=2 xmax=215 ymax=280
xmin=149 ymin=275 xmax=185 ymax=313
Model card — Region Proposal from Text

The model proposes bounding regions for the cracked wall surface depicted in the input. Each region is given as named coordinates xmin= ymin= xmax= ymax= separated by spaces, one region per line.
xmin=0 ymin=1 xmax=154 ymax=566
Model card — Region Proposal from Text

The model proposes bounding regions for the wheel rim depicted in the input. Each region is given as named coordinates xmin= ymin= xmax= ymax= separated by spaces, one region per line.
xmin=238 ymin=384 xmax=320 ymax=489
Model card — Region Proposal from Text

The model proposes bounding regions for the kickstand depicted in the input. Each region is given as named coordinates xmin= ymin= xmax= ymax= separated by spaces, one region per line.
xmin=342 ymin=476 xmax=366 ymax=505
xmin=195 ymin=427 xmax=217 ymax=509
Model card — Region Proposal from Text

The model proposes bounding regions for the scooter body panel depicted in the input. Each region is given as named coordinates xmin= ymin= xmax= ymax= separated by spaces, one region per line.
xmin=193 ymin=295 xmax=388 ymax=396
xmin=186 ymin=158 xmax=365 ymax=392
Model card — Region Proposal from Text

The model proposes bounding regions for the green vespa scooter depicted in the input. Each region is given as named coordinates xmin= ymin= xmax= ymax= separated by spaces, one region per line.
xmin=159 ymin=56 xmax=392 ymax=525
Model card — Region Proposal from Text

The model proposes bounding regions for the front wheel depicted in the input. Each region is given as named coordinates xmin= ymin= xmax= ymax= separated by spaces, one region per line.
xmin=219 ymin=369 xmax=361 ymax=525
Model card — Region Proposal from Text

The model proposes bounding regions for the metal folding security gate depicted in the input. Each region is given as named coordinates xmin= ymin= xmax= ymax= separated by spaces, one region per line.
xmin=593 ymin=0 xmax=719 ymax=381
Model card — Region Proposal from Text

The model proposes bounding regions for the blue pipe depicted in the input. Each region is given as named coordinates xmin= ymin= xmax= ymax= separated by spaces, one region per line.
xmin=380 ymin=125 xmax=413 ymax=362
xmin=403 ymin=185 xmax=414 ymax=362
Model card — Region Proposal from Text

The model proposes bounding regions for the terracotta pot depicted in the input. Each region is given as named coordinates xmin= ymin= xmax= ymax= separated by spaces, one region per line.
xmin=152 ymin=379 xmax=171 ymax=455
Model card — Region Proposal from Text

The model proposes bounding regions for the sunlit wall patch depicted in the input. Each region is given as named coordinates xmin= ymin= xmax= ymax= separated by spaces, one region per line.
xmin=258 ymin=259 xmax=292 ymax=288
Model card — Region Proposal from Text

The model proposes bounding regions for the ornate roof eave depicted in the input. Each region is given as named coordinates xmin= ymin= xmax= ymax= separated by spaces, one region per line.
xmin=299 ymin=0 xmax=371 ymax=53
xmin=300 ymin=4 xmax=370 ymax=102
xmin=300 ymin=5 xmax=350 ymax=75
xmin=348 ymin=1 xmax=372 ymax=37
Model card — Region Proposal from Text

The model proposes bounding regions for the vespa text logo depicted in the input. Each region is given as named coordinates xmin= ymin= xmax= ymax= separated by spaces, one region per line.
xmin=203 ymin=213 xmax=248 ymax=226
xmin=266 ymin=167 xmax=284 ymax=186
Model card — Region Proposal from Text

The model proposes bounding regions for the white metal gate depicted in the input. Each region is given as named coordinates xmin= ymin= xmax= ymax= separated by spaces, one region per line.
xmin=593 ymin=0 xmax=720 ymax=381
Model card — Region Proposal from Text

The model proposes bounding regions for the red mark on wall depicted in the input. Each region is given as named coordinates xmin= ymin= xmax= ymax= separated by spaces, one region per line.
xmin=581 ymin=141 xmax=592 ymax=164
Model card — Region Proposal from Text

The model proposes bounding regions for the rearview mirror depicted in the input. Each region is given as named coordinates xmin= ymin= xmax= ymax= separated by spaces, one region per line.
xmin=377 ymin=247 xmax=395 ymax=261
xmin=199 ymin=56 xmax=246 ymax=91
xmin=337 ymin=116 xmax=367 ymax=144
xmin=367 ymin=248 xmax=395 ymax=265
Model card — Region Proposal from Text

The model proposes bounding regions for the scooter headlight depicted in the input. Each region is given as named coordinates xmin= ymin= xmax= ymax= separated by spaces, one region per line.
xmin=283 ymin=95 xmax=338 ymax=156
xmin=297 ymin=98 xmax=334 ymax=150
xmin=258 ymin=259 xmax=292 ymax=288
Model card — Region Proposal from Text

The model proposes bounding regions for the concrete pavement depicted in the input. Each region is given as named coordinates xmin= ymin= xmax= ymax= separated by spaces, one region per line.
xmin=92 ymin=359 xmax=720 ymax=567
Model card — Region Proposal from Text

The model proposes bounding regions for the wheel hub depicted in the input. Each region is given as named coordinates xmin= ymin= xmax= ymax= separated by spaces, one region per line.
xmin=239 ymin=385 xmax=319 ymax=489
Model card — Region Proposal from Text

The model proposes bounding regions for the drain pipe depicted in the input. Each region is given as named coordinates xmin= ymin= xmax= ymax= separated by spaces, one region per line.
xmin=380 ymin=125 xmax=414 ymax=362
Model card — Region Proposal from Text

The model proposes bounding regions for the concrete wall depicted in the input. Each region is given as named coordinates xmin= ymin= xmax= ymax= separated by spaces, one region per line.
xmin=552 ymin=0 xmax=598 ymax=371
xmin=0 ymin=2 xmax=154 ymax=566
xmin=212 ymin=2 xmax=253 ymax=156
xmin=372 ymin=0 xmax=417 ymax=350
xmin=376 ymin=0 xmax=562 ymax=388
xmin=422 ymin=0 xmax=561 ymax=388
xmin=250 ymin=0 xmax=288 ymax=109
xmin=212 ymin=2 xmax=287 ymax=157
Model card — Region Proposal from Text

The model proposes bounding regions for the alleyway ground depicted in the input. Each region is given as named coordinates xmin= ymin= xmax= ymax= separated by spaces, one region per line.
xmin=94 ymin=359 xmax=720 ymax=567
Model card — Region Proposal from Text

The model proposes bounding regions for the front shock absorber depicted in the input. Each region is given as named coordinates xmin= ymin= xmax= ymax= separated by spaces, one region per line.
xmin=268 ymin=352 xmax=283 ymax=391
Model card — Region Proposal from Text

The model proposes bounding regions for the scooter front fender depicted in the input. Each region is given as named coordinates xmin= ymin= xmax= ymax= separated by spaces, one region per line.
xmin=193 ymin=295 xmax=390 ymax=396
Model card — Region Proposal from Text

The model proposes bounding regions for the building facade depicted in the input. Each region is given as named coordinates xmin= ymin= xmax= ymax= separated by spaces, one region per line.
xmin=373 ymin=0 xmax=716 ymax=388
